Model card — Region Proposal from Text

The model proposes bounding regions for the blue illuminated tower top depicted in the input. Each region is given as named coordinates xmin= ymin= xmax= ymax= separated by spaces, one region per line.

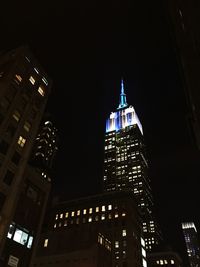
xmin=106 ymin=80 xmax=143 ymax=134
xmin=118 ymin=79 xmax=128 ymax=109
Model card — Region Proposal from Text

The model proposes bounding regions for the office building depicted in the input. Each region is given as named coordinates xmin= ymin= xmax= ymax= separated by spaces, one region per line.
xmin=0 ymin=46 xmax=52 ymax=266
xmin=147 ymin=251 xmax=182 ymax=267
xmin=103 ymin=80 xmax=162 ymax=251
xmin=182 ymin=222 xmax=200 ymax=267
xmin=31 ymin=191 xmax=146 ymax=267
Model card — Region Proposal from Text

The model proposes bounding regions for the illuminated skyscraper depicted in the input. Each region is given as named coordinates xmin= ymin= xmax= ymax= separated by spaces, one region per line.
xmin=103 ymin=80 xmax=162 ymax=251
xmin=182 ymin=222 xmax=200 ymax=267
xmin=30 ymin=119 xmax=58 ymax=180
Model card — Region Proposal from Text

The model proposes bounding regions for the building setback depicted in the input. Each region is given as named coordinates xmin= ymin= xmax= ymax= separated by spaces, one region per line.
xmin=0 ymin=46 xmax=52 ymax=266
xmin=31 ymin=191 xmax=146 ymax=267
xmin=103 ymin=80 xmax=162 ymax=251
xmin=182 ymin=222 xmax=200 ymax=267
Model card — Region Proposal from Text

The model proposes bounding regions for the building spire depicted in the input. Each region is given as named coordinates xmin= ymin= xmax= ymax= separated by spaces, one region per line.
xmin=118 ymin=78 xmax=128 ymax=109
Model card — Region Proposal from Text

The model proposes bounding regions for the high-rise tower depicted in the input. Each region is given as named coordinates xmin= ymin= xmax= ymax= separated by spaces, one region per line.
xmin=103 ymin=80 xmax=162 ymax=251
xmin=30 ymin=119 xmax=58 ymax=179
xmin=182 ymin=222 xmax=200 ymax=267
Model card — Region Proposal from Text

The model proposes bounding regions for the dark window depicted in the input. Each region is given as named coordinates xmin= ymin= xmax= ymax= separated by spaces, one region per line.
xmin=5 ymin=124 xmax=16 ymax=139
xmin=30 ymin=109 xmax=37 ymax=120
xmin=0 ymin=98 xmax=10 ymax=112
xmin=122 ymin=262 xmax=128 ymax=267
xmin=3 ymin=170 xmax=14 ymax=186
xmin=7 ymin=85 xmax=17 ymax=101
xmin=12 ymin=151 xmax=21 ymax=165
xmin=0 ymin=113 xmax=4 ymax=125
xmin=26 ymin=186 xmax=38 ymax=202
xmin=0 ymin=140 xmax=9 ymax=154
xmin=0 ymin=192 xmax=6 ymax=212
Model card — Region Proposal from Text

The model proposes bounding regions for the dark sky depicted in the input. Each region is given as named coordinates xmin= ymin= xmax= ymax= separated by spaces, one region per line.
xmin=1 ymin=1 xmax=200 ymax=265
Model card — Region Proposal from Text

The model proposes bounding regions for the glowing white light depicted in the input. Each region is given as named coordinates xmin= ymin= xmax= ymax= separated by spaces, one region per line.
xmin=106 ymin=105 xmax=143 ymax=134
xmin=182 ymin=222 xmax=197 ymax=232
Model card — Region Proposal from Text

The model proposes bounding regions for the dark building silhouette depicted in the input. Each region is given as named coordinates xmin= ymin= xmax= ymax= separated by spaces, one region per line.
xmin=31 ymin=191 xmax=146 ymax=267
xmin=103 ymin=80 xmax=162 ymax=251
xmin=182 ymin=222 xmax=200 ymax=267
xmin=0 ymin=46 xmax=52 ymax=266
xmin=165 ymin=0 xmax=200 ymax=149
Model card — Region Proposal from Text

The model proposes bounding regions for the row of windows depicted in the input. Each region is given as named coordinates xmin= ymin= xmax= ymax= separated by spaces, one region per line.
xmin=55 ymin=205 xmax=114 ymax=220
xmin=29 ymin=76 xmax=45 ymax=96
xmin=54 ymin=212 xmax=126 ymax=228
xmin=156 ymin=259 xmax=175 ymax=265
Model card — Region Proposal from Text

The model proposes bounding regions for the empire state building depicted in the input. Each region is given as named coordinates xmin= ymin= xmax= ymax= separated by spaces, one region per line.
xmin=103 ymin=80 xmax=162 ymax=251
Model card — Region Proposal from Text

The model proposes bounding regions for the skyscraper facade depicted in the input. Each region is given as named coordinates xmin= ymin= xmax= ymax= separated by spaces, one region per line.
xmin=30 ymin=119 xmax=58 ymax=179
xmin=103 ymin=80 xmax=162 ymax=251
xmin=182 ymin=222 xmax=200 ymax=267
xmin=0 ymin=46 xmax=52 ymax=266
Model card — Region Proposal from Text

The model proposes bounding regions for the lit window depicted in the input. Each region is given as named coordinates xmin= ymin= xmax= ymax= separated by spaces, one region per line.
xmin=89 ymin=208 xmax=92 ymax=214
xmin=108 ymin=204 xmax=112 ymax=210
xmin=42 ymin=77 xmax=48 ymax=85
xmin=160 ymin=260 xmax=163 ymax=265
xmin=65 ymin=212 xmax=68 ymax=218
xmin=27 ymin=236 xmax=33 ymax=249
xmin=55 ymin=214 xmax=58 ymax=220
xmin=29 ymin=76 xmax=35 ymax=85
xmin=96 ymin=207 xmax=99 ymax=212
xmin=15 ymin=74 xmax=22 ymax=82
xmin=164 ymin=260 xmax=168 ymax=264
xmin=64 ymin=221 xmax=67 ymax=226
xmin=44 ymin=239 xmax=48 ymax=247
xmin=83 ymin=209 xmax=87 ymax=215
xmin=38 ymin=86 xmax=45 ymax=96
xmin=143 ymin=258 xmax=147 ymax=267
xmin=77 ymin=210 xmax=80 ymax=216
xmin=115 ymin=241 xmax=119 ymax=248
xmin=60 ymin=213 xmax=63 ymax=219
xmin=34 ymin=67 xmax=39 ymax=74
xmin=24 ymin=121 xmax=31 ymax=132
xmin=108 ymin=214 xmax=112 ymax=219
xmin=171 ymin=260 xmax=174 ymax=265
xmin=142 ymin=248 xmax=146 ymax=258
xmin=54 ymin=224 xmax=56 ymax=228
xmin=115 ymin=212 xmax=119 ymax=218
xmin=102 ymin=205 xmax=105 ymax=211
xmin=7 ymin=223 xmax=15 ymax=239
xmin=141 ymin=237 xmax=145 ymax=247
xmin=13 ymin=228 xmax=28 ymax=245
xmin=156 ymin=261 xmax=160 ymax=264
xmin=13 ymin=110 xmax=21 ymax=122
xmin=101 ymin=214 xmax=105 ymax=220
xmin=122 ymin=212 xmax=126 ymax=217
xmin=88 ymin=217 xmax=92 ymax=222
xmin=71 ymin=211 xmax=75 ymax=217
xmin=17 ymin=136 xmax=26 ymax=147
xmin=122 ymin=230 xmax=126 ymax=237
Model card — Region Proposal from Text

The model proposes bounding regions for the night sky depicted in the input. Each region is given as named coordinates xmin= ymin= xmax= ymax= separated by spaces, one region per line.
xmin=1 ymin=1 xmax=200 ymax=265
